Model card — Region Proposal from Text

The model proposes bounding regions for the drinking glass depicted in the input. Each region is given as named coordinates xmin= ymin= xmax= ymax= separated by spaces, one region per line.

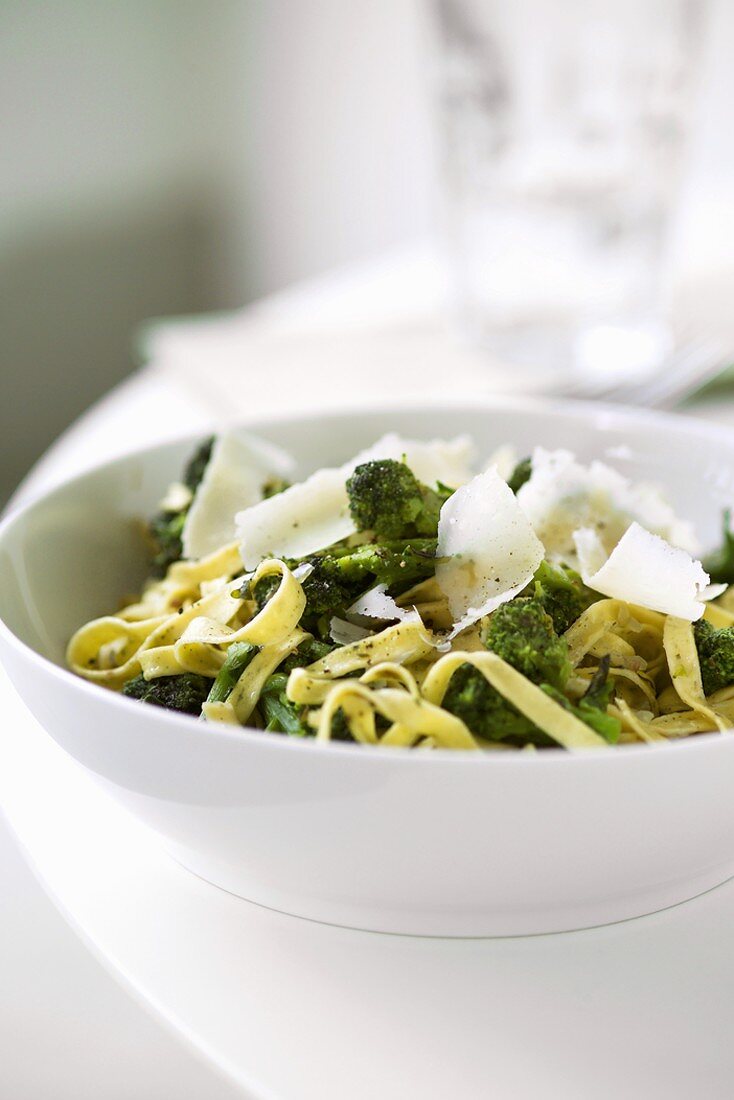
xmin=432 ymin=0 xmax=708 ymax=379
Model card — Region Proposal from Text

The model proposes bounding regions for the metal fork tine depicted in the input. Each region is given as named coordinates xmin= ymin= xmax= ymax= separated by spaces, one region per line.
xmin=556 ymin=337 xmax=729 ymax=409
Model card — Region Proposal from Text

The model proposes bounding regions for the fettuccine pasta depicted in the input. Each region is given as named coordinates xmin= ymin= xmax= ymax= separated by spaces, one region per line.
xmin=67 ymin=430 xmax=734 ymax=751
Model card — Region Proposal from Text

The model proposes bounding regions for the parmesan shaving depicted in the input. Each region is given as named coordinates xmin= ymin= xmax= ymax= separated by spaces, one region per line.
xmin=237 ymin=466 xmax=356 ymax=569
xmin=237 ymin=434 xmax=475 ymax=569
xmin=361 ymin=432 xmax=475 ymax=488
xmin=517 ymin=447 xmax=698 ymax=562
xmin=436 ymin=467 xmax=544 ymax=637
xmin=484 ymin=444 xmax=518 ymax=482
xmin=183 ymin=431 xmax=295 ymax=560
xmin=574 ymin=523 xmax=711 ymax=621
xmin=329 ymin=617 xmax=372 ymax=646
xmin=347 ymin=584 xmax=416 ymax=623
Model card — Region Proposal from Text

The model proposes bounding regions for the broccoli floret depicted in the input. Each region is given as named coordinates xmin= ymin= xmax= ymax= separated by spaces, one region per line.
xmin=262 ymin=476 xmax=290 ymax=499
xmin=542 ymin=655 xmax=620 ymax=743
xmin=304 ymin=541 xmax=438 ymax=636
xmin=206 ymin=641 xmax=259 ymax=704
xmin=703 ymin=510 xmax=734 ymax=584
xmin=122 ymin=672 xmax=211 ymax=715
xmin=148 ymin=509 xmax=188 ymax=576
xmin=442 ymin=599 xmax=570 ymax=745
xmin=507 ymin=456 xmax=532 ymax=494
xmin=309 ymin=538 xmax=435 ymax=597
xmin=183 ymin=437 xmax=215 ymax=492
xmin=527 ymin=560 xmax=598 ymax=634
xmin=260 ymin=673 xmax=311 ymax=736
xmin=694 ymin=619 xmax=734 ymax=696
xmin=301 ymin=560 xmax=358 ymax=615
xmin=281 ymin=638 xmax=334 ymax=672
xmin=346 ymin=459 xmax=451 ymax=539
xmin=442 ymin=663 xmax=547 ymax=745
xmin=147 ymin=436 xmax=214 ymax=576
xmin=249 ymin=573 xmax=282 ymax=611
xmin=240 ymin=537 xmax=437 ymax=640
xmin=486 ymin=598 xmax=571 ymax=690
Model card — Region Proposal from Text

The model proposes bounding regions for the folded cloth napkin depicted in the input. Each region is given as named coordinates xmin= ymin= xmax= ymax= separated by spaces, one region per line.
xmin=142 ymin=237 xmax=734 ymax=426
xmin=141 ymin=244 xmax=561 ymax=425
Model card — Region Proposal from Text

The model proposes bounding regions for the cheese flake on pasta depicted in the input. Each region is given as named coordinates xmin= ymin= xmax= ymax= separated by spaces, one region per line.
xmin=363 ymin=432 xmax=475 ymax=488
xmin=182 ymin=431 xmax=295 ymax=560
xmin=436 ymin=467 xmax=544 ymax=637
xmin=236 ymin=434 xmax=475 ymax=570
xmin=574 ymin=522 xmax=710 ymax=621
xmin=348 ymin=584 xmax=417 ymax=622
xmin=517 ymin=447 xmax=698 ymax=562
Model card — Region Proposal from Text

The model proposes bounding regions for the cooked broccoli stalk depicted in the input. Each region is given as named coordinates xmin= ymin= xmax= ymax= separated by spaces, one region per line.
xmin=693 ymin=618 xmax=734 ymax=696
xmin=260 ymin=673 xmax=311 ymax=736
xmin=526 ymin=560 xmax=599 ymax=635
xmin=243 ymin=539 xmax=437 ymax=639
xmin=507 ymin=456 xmax=532 ymax=494
xmin=300 ymin=540 xmax=438 ymax=636
xmin=122 ymin=672 xmax=211 ymax=715
xmin=542 ymin=655 xmax=620 ymax=744
xmin=346 ymin=459 xmax=451 ymax=539
xmin=486 ymin=598 xmax=571 ymax=691
xmin=703 ymin=510 xmax=734 ymax=584
xmin=308 ymin=539 xmax=436 ymax=599
xmin=442 ymin=663 xmax=547 ymax=744
xmin=147 ymin=436 xmax=214 ymax=576
xmin=206 ymin=641 xmax=259 ymax=704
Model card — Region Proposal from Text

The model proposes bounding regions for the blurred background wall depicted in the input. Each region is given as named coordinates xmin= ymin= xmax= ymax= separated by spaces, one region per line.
xmin=0 ymin=0 xmax=731 ymax=502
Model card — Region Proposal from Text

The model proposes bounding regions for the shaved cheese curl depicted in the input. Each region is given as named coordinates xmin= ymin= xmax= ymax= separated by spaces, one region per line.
xmin=574 ymin=522 xmax=711 ymax=621
xmin=348 ymin=585 xmax=416 ymax=623
xmin=360 ymin=432 xmax=475 ymax=488
xmin=436 ymin=468 xmax=544 ymax=637
xmin=517 ymin=447 xmax=698 ymax=561
xmin=183 ymin=430 xmax=295 ymax=560
xmin=237 ymin=434 xmax=475 ymax=570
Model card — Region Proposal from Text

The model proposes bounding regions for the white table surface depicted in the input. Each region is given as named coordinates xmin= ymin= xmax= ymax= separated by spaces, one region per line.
xmin=4 ymin=248 xmax=734 ymax=1100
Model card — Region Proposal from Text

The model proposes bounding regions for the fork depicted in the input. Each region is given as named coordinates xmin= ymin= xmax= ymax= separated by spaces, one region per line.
xmin=557 ymin=337 xmax=730 ymax=409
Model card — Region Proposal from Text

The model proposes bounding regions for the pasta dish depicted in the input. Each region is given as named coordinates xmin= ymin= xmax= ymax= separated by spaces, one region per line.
xmin=67 ymin=430 xmax=734 ymax=752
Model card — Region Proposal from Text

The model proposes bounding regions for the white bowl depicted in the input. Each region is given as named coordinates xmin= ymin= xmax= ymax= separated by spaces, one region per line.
xmin=2 ymin=398 xmax=734 ymax=937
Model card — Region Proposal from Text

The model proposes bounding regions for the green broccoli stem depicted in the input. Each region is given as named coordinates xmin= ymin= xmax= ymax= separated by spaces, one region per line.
xmin=260 ymin=674 xmax=311 ymax=736
xmin=525 ymin=560 xmax=599 ymax=635
xmin=206 ymin=641 xmax=259 ymax=704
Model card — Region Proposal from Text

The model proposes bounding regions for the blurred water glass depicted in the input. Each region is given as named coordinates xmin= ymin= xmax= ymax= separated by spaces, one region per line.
xmin=433 ymin=0 xmax=708 ymax=380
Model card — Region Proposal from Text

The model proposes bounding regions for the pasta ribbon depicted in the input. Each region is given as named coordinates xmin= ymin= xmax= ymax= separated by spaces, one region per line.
xmin=662 ymin=617 xmax=729 ymax=733
xmin=315 ymin=681 xmax=479 ymax=750
xmin=421 ymin=652 xmax=608 ymax=750
xmin=564 ymin=600 xmax=664 ymax=668
xmin=287 ymin=619 xmax=436 ymax=705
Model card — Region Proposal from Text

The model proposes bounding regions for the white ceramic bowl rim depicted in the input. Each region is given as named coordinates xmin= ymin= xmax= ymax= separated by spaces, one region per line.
xmin=2 ymin=394 xmax=733 ymax=768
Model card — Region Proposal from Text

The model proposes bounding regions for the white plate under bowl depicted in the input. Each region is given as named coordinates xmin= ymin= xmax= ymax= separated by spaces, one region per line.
xmin=1 ymin=397 xmax=734 ymax=937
